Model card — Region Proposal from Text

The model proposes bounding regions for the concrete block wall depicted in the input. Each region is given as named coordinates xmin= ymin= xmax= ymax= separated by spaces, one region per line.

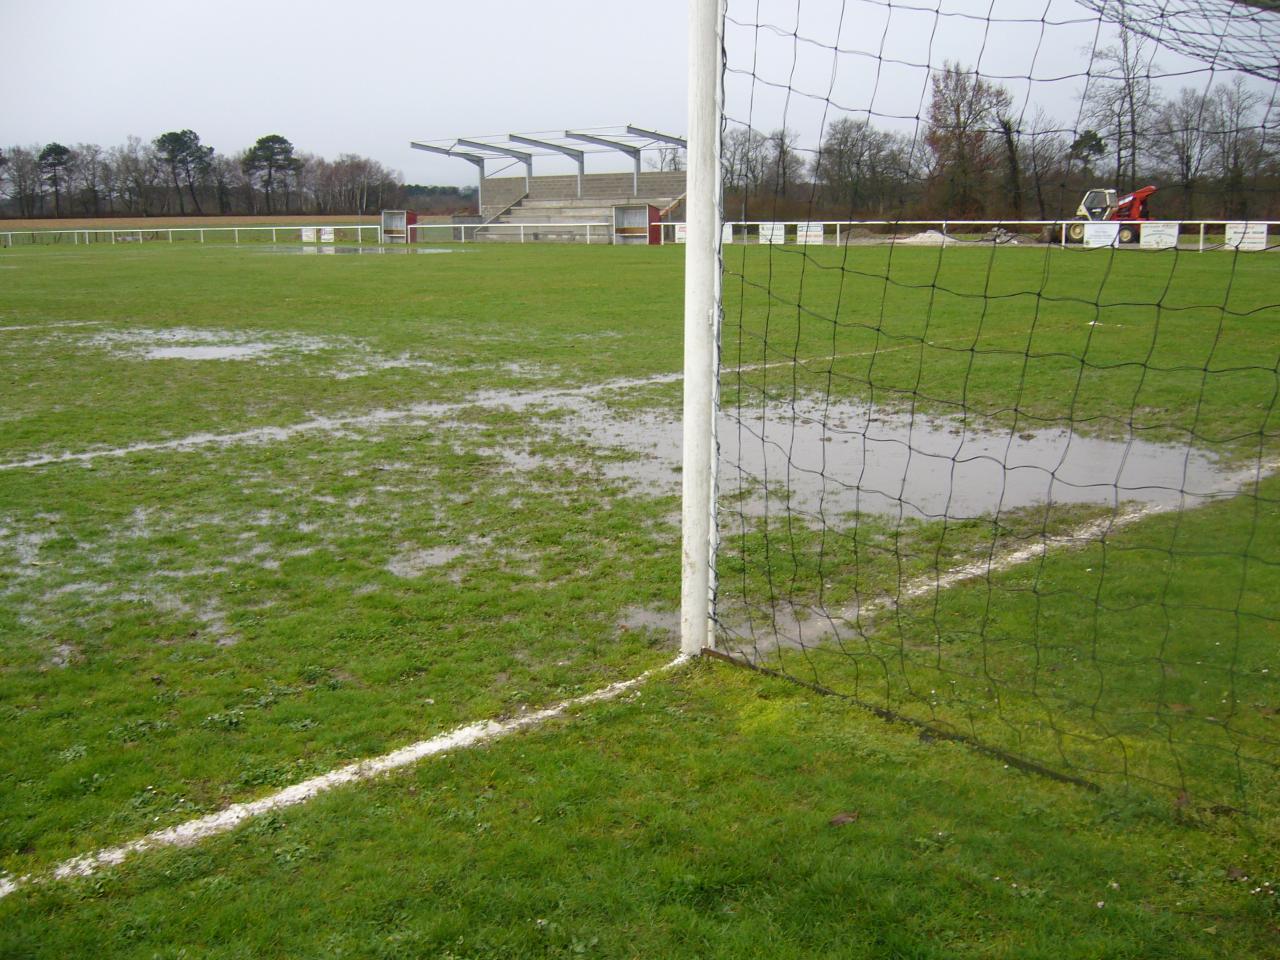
xmin=479 ymin=177 xmax=530 ymax=220
xmin=482 ymin=171 xmax=686 ymax=210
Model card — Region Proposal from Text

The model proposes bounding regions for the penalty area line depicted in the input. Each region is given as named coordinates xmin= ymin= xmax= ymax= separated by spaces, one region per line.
xmin=0 ymin=657 xmax=689 ymax=901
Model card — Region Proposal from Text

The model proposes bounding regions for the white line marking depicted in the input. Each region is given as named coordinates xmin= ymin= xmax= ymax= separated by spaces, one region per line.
xmin=0 ymin=374 xmax=680 ymax=472
xmin=880 ymin=459 xmax=1278 ymax=614
xmin=726 ymin=459 xmax=1278 ymax=651
xmin=0 ymin=402 xmax=458 ymax=471
xmin=0 ymin=657 xmax=687 ymax=900
xmin=0 ymin=349 xmax=940 ymax=473
xmin=4 ymin=461 xmax=1274 ymax=898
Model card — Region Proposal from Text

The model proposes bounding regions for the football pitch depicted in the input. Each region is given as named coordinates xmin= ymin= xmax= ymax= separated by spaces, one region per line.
xmin=1 ymin=240 xmax=1277 ymax=958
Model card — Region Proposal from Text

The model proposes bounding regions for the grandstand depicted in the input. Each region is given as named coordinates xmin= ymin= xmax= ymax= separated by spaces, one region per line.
xmin=411 ymin=126 xmax=686 ymax=242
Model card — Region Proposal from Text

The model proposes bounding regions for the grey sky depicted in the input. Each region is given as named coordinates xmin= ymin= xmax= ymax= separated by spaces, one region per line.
xmin=0 ymin=0 xmax=689 ymax=186
xmin=1 ymin=0 xmax=1256 ymax=188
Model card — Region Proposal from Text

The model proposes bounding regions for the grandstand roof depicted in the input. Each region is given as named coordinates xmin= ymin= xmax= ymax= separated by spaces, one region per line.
xmin=411 ymin=125 xmax=687 ymax=199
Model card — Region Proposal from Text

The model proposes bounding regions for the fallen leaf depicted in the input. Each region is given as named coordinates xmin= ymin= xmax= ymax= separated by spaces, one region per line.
xmin=829 ymin=811 xmax=860 ymax=827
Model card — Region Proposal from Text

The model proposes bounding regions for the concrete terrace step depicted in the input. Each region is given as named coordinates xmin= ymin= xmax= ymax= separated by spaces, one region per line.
xmin=470 ymin=223 xmax=605 ymax=243
xmin=500 ymin=214 xmax=612 ymax=225
xmin=484 ymin=171 xmax=687 ymax=204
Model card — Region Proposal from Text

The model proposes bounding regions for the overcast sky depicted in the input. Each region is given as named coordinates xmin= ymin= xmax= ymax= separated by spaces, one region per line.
xmin=0 ymin=0 xmax=690 ymax=185
xmin=1 ymin=0 xmax=1252 ymax=187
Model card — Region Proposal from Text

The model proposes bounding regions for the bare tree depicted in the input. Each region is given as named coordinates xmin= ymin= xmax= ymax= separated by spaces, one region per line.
xmin=1080 ymin=19 xmax=1159 ymax=192
xmin=924 ymin=62 xmax=1013 ymax=216
xmin=812 ymin=117 xmax=908 ymax=215
xmin=1024 ymin=109 xmax=1071 ymax=219
xmin=207 ymin=155 xmax=239 ymax=214
xmin=764 ymin=128 xmax=804 ymax=199
xmin=110 ymin=136 xmax=163 ymax=215
xmin=722 ymin=127 xmax=768 ymax=196
xmin=3 ymin=146 xmax=42 ymax=216
xmin=996 ymin=115 xmax=1024 ymax=220
xmin=69 ymin=143 xmax=106 ymax=216
xmin=1150 ymin=87 xmax=1213 ymax=217
xmin=646 ymin=146 xmax=686 ymax=172
xmin=1206 ymin=76 xmax=1265 ymax=217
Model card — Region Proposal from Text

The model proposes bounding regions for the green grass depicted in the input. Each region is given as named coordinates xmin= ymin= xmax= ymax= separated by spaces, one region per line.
xmin=3 ymin=667 xmax=1278 ymax=959
xmin=0 ymin=240 xmax=1277 ymax=955
xmin=724 ymin=243 xmax=1279 ymax=458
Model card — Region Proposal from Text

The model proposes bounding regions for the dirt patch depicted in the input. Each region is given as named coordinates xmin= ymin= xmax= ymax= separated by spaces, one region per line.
xmin=894 ymin=229 xmax=956 ymax=245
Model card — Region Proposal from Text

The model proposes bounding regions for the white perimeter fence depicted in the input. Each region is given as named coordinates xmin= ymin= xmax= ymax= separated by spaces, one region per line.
xmin=2 ymin=219 xmax=1277 ymax=250
xmin=659 ymin=219 xmax=1280 ymax=251
xmin=0 ymin=224 xmax=381 ymax=247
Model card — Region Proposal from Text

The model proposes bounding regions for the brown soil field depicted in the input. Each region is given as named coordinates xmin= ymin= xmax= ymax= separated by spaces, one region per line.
xmin=0 ymin=214 xmax=455 ymax=230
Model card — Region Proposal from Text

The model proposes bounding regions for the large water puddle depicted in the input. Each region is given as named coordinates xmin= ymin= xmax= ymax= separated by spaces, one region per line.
xmin=145 ymin=344 xmax=271 ymax=360
xmin=519 ymin=395 xmax=1239 ymax=520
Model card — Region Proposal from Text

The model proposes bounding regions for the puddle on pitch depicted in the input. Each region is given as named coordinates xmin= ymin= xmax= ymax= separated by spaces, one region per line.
xmin=516 ymin=396 xmax=1239 ymax=520
xmin=84 ymin=327 xmax=332 ymax=363
xmin=145 ymin=344 xmax=272 ymax=360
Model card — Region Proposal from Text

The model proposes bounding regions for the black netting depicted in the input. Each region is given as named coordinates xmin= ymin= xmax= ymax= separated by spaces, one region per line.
xmin=712 ymin=0 xmax=1279 ymax=807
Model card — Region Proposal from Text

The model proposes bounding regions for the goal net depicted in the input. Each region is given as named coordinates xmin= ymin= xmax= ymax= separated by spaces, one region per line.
xmin=685 ymin=0 xmax=1280 ymax=805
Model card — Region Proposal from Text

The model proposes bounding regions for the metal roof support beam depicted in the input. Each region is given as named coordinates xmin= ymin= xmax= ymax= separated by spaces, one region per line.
xmin=410 ymin=142 xmax=488 ymax=209
xmin=509 ymin=134 xmax=586 ymax=198
xmin=458 ymin=139 xmax=533 ymax=193
xmin=566 ymin=131 xmax=642 ymax=196
xmin=625 ymin=125 xmax=688 ymax=150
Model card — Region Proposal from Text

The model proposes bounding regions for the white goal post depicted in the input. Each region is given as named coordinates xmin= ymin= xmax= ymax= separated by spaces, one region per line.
xmin=680 ymin=0 xmax=725 ymax=657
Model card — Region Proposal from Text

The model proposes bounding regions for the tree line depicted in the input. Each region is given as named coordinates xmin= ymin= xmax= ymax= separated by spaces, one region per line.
xmin=727 ymin=49 xmax=1279 ymax=222
xmin=0 ymin=132 xmax=420 ymax=219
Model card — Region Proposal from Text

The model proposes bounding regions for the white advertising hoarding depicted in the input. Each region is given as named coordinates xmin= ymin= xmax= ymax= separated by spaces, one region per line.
xmin=721 ymin=223 xmax=734 ymax=244
xmin=1225 ymin=222 xmax=1267 ymax=251
xmin=1083 ymin=222 xmax=1121 ymax=248
xmin=1139 ymin=222 xmax=1179 ymax=250
xmin=796 ymin=222 xmax=824 ymax=245
xmin=674 ymin=223 xmax=688 ymax=244
xmin=300 ymin=227 xmax=317 ymax=243
xmin=320 ymin=227 xmax=335 ymax=243
xmin=759 ymin=222 xmax=785 ymax=244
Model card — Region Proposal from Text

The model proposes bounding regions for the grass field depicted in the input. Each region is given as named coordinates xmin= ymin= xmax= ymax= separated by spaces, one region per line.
xmin=1 ymin=240 xmax=1277 ymax=957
